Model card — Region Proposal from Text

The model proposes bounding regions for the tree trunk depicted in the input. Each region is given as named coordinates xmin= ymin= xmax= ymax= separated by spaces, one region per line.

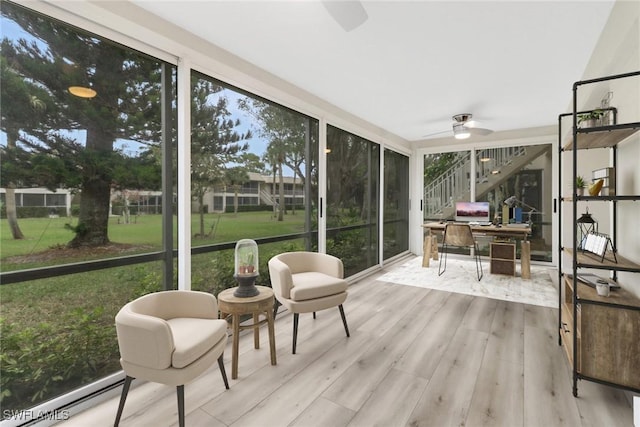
xmin=4 ymin=130 xmax=25 ymax=239
xmin=272 ymin=168 xmax=277 ymax=218
xmin=68 ymin=129 xmax=112 ymax=248
xmin=278 ymin=160 xmax=284 ymax=221
xmin=123 ymin=193 xmax=130 ymax=224
xmin=292 ymin=173 xmax=296 ymax=216
xmin=68 ymin=175 xmax=111 ymax=248
xmin=234 ymin=186 xmax=239 ymax=217
xmin=5 ymin=185 xmax=24 ymax=239
xmin=198 ymin=193 xmax=205 ymax=238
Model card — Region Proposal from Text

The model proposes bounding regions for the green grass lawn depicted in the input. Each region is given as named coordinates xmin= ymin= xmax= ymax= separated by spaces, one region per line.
xmin=0 ymin=210 xmax=306 ymax=270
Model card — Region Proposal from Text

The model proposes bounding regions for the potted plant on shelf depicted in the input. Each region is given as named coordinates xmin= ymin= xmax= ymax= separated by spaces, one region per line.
xmin=243 ymin=252 xmax=255 ymax=274
xmin=577 ymin=109 xmax=604 ymax=128
xmin=576 ymin=175 xmax=586 ymax=196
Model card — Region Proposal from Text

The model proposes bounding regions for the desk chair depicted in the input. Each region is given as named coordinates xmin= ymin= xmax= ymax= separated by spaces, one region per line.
xmin=438 ymin=223 xmax=483 ymax=281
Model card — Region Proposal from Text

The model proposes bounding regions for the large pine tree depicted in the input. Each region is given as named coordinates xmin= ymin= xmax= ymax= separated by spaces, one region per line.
xmin=1 ymin=2 xmax=167 ymax=247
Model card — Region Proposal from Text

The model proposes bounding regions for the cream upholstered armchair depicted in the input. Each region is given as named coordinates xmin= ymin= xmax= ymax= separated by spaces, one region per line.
xmin=268 ymin=251 xmax=350 ymax=354
xmin=114 ymin=290 xmax=229 ymax=427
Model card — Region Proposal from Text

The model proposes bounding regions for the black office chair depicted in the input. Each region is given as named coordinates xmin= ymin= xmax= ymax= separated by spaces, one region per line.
xmin=438 ymin=223 xmax=483 ymax=281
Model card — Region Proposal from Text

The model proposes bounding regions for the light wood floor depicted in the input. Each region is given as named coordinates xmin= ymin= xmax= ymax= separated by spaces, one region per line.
xmin=60 ymin=263 xmax=634 ymax=427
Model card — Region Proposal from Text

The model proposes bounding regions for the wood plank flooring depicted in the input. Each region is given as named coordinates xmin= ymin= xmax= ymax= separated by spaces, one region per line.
xmin=59 ymin=263 xmax=634 ymax=427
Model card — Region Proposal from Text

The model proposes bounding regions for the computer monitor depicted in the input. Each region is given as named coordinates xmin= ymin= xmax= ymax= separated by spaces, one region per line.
xmin=454 ymin=201 xmax=490 ymax=223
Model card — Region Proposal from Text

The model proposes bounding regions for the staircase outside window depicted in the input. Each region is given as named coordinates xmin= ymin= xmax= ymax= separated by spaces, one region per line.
xmin=423 ymin=144 xmax=553 ymax=262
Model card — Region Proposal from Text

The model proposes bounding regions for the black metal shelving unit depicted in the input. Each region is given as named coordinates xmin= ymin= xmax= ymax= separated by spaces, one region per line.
xmin=557 ymin=70 xmax=640 ymax=397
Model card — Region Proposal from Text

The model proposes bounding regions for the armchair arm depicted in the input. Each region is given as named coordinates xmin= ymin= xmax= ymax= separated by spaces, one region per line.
xmin=115 ymin=306 xmax=174 ymax=370
xmin=310 ymin=253 xmax=344 ymax=279
xmin=268 ymin=256 xmax=294 ymax=299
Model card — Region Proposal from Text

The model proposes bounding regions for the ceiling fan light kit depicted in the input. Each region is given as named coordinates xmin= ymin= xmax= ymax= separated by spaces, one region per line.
xmin=422 ymin=112 xmax=493 ymax=140
xmin=452 ymin=113 xmax=473 ymax=123
xmin=453 ymin=123 xmax=471 ymax=139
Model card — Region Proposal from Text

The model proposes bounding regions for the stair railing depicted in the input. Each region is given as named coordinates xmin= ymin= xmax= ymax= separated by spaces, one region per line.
xmin=424 ymin=146 xmax=528 ymax=219
xmin=476 ymin=147 xmax=526 ymax=183
xmin=423 ymin=152 xmax=471 ymax=219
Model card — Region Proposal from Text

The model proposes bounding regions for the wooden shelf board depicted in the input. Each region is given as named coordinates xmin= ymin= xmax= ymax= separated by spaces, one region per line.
xmin=576 ymin=281 xmax=640 ymax=309
xmin=563 ymin=247 xmax=640 ymax=272
xmin=563 ymin=196 xmax=640 ymax=201
xmin=563 ymin=126 xmax=640 ymax=150
xmin=575 ymin=195 xmax=640 ymax=202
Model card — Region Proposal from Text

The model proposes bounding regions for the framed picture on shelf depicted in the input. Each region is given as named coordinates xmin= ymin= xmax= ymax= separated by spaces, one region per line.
xmin=582 ymin=232 xmax=617 ymax=263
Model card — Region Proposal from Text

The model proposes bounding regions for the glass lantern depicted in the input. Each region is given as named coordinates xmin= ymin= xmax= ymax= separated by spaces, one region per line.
xmin=577 ymin=210 xmax=597 ymax=251
xmin=233 ymin=239 xmax=259 ymax=297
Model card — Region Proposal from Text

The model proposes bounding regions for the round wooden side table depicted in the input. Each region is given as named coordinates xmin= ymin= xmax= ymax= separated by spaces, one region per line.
xmin=217 ymin=285 xmax=277 ymax=379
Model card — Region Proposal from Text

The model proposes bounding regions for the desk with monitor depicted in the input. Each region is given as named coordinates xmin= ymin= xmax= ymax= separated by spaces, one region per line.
xmin=422 ymin=222 xmax=532 ymax=279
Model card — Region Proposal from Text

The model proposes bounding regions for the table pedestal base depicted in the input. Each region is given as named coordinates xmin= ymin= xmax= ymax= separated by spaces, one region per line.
xmin=233 ymin=274 xmax=259 ymax=297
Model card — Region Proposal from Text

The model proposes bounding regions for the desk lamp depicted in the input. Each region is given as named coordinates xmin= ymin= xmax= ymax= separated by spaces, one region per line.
xmin=504 ymin=196 xmax=537 ymax=225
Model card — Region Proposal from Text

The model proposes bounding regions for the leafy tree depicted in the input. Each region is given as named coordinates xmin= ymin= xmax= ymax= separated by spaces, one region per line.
xmin=111 ymin=149 xmax=162 ymax=222
xmin=238 ymin=99 xmax=307 ymax=221
xmin=1 ymin=2 xmax=168 ymax=248
xmin=223 ymin=153 xmax=264 ymax=217
xmin=224 ymin=167 xmax=249 ymax=217
xmin=326 ymin=127 xmax=379 ymax=223
xmin=423 ymin=152 xmax=461 ymax=183
xmin=190 ymin=75 xmax=250 ymax=237
xmin=0 ymin=54 xmax=43 ymax=239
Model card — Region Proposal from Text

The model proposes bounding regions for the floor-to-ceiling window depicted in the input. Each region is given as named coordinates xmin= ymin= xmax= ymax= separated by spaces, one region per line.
xmin=326 ymin=125 xmax=380 ymax=276
xmin=188 ymin=71 xmax=319 ymax=296
xmin=423 ymin=150 xmax=472 ymax=222
xmin=476 ymin=145 xmax=553 ymax=261
xmin=422 ymin=144 xmax=553 ymax=261
xmin=1 ymin=0 xmax=177 ymax=417
xmin=383 ymin=149 xmax=409 ymax=260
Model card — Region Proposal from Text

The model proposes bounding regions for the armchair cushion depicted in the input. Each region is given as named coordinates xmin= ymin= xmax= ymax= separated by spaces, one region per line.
xmin=167 ymin=318 xmax=228 ymax=369
xmin=290 ymin=272 xmax=348 ymax=301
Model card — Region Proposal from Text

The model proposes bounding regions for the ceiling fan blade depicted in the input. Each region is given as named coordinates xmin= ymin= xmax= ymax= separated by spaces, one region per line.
xmin=322 ymin=1 xmax=368 ymax=32
xmin=469 ymin=127 xmax=493 ymax=136
xmin=422 ymin=129 xmax=452 ymax=138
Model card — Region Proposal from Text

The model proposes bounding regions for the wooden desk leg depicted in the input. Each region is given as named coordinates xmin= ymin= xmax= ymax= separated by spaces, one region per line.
xmin=253 ymin=313 xmax=260 ymax=349
xmin=432 ymin=236 xmax=439 ymax=261
xmin=521 ymin=240 xmax=531 ymax=280
xmin=422 ymin=235 xmax=432 ymax=267
xmin=266 ymin=309 xmax=277 ymax=366
xmin=232 ymin=314 xmax=240 ymax=380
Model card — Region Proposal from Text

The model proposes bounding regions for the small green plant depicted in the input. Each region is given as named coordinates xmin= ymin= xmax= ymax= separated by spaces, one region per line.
xmin=577 ymin=109 xmax=604 ymax=125
xmin=576 ymin=175 xmax=586 ymax=189
xmin=244 ymin=252 xmax=254 ymax=266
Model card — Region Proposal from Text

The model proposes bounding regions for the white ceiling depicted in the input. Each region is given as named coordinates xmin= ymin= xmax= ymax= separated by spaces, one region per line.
xmin=132 ymin=0 xmax=615 ymax=143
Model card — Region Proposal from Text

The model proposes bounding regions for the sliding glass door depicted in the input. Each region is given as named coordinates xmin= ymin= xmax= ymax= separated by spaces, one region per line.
xmin=423 ymin=144 xmax=553 ymax=261
xmin=383 ymin=149 xmax=409 ymax=260
xmin=475 ymin=145 xmax=553 ymax=261
xmin=325 ymin=125 xmax=380 ymax=276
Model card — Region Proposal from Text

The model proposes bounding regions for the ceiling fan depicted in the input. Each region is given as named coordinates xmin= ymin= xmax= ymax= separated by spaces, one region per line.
xmin=423 ymin=113 xmax=494 ymax=140
xmin=322 ymin=1 xmax=368 ymax=32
